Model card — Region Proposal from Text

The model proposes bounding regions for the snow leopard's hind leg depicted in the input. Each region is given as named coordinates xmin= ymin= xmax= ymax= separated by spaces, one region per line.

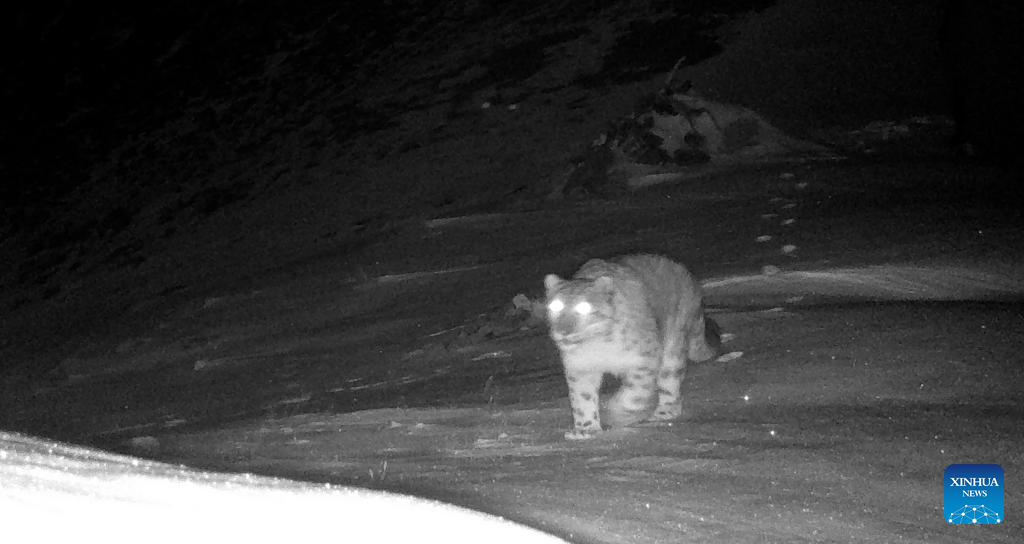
xmin=650 ymin=356 xmax=686 ymax=421
xmin=650 ymin=315 xmax=689 ymax=421
xmin=602 ymin=366 xmax=658 ymax=428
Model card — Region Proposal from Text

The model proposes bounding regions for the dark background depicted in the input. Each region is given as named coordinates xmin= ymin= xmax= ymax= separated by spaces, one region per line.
xmin=1 ymin=0 xmax=1022 ymax=376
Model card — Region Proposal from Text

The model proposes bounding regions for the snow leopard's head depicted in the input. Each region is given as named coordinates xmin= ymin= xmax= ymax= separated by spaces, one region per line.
xmin=543 ymin=274 xmax=615 ymax=347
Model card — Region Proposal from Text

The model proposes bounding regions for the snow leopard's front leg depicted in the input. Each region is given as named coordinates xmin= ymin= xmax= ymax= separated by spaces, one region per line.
xmin=564 ymin=370 xmax=602 ymax=440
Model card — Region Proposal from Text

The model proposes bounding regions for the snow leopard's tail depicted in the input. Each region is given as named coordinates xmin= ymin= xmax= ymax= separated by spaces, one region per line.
xmin=687 ymin=311 xmax=720 ymax=363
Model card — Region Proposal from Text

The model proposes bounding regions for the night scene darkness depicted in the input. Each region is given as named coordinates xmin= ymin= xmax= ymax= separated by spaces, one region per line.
xmin=1 ymin=1 xmax=1023 ymax=541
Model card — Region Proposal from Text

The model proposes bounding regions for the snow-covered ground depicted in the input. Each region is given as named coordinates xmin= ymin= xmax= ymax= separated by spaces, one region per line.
xmin=0 ymin=431 xmax=568 ymax=543
xmin=3 ymin=159 xmax=1022 ymax=542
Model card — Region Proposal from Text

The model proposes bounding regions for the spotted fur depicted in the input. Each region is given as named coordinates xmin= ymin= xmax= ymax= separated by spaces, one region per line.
xmin=544 ymin=254 xmax=719 ymax=439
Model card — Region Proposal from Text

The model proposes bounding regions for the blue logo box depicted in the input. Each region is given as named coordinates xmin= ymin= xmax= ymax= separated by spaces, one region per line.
xmin=945 ymin=464 xmax=1003 ymax=524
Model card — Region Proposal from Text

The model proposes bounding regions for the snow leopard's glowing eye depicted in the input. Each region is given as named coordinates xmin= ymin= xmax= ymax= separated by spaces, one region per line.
xmin=547 ymin=299 xmax=565 ymax=313
xmin=573 ymin=301 xmax=592 ymax=315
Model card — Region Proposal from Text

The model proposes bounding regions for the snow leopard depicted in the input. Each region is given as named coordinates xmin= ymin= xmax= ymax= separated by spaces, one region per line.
xmin=544 ymin=254 xmax=720 ymax=439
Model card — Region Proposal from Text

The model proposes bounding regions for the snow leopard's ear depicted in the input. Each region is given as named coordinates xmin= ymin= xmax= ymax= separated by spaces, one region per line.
xmin=593 ymin=276 xmax=614 ymax=291
xmin=544 ymin=274 xmax=563 ymax=294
